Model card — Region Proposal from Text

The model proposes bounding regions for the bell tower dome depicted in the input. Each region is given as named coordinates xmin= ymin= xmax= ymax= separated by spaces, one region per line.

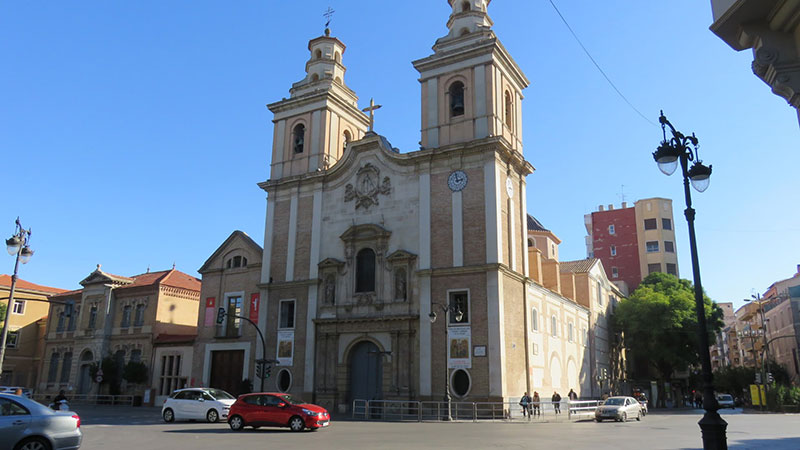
xmin=413 ymin=0 xmax=529 ymax=152
xmin=267 ymin=29 xmax=369 ymax=180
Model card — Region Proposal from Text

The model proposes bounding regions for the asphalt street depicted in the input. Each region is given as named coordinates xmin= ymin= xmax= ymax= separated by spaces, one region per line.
xmin=73 ymin=406 xmax=799 ymax=450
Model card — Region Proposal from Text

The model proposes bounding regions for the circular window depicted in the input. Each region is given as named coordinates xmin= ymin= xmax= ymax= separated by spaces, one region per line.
xmin=277 ymin=369 xmax=292 ymax=393
xmin=450 ymin=369 xmax=471 ymax=398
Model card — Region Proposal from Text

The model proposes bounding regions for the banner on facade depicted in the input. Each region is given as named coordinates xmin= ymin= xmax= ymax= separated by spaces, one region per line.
xmin=447 ymin=326 xmax=471 ymax=369
xmin=276 ymin=330 xmax=294 ymax=366
xmin=249 ymin=293 xmax=260 ymax=324
xmin=204 ymin=297 xmax=216 ymax=327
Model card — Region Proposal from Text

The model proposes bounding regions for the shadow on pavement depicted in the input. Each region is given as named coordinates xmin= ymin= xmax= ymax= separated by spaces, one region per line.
xmin=729 ymin=437 xmax=800 ymax=449
xmin=163 ymin=428 xmax=299 ymax=434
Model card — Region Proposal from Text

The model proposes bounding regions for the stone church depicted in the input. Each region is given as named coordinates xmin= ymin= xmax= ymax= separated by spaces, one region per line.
xmin=244 ymin=0 xmax=623 ymax=412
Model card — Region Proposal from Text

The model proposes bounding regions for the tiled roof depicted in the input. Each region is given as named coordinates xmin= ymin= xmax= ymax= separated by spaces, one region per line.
xmin=117 ymin=269 xmax=201 ymax=292
xmin=560 ymin=259 xmax=599 ymax=274
xmin=49 ymin=289 xmax=84 ymax=299
xmin=0 ymin=275 xmax=68 ymax=294
xmin=527 ymin=214 xmax=549 ymax=232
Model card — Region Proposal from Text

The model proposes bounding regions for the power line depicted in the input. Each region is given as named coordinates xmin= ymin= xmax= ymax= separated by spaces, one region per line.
xmin=547 ymin=0 xmax=657 ymax=127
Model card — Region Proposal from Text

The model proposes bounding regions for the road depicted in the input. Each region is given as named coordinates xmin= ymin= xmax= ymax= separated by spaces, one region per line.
xmin=74 ymin=406 xmax=799 ymax=450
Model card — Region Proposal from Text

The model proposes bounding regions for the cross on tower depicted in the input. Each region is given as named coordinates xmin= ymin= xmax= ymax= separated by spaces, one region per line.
xmin=323 ymin=7 xmax=335 ymax=29
xmin=362 ymin=98 xmax=382 ymax=132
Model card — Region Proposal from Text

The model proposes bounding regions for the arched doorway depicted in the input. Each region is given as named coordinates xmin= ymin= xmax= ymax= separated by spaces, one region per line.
xmin=348 ymin=341 xmax=383 ymax=404
xmin=77 ymin=350 xmax=94 ymax=394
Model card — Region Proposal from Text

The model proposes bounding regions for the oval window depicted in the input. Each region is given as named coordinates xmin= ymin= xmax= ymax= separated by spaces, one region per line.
xmin=451 ymin=369 xmax=471 ymax=398
xmin=277 ymin=369 xmax=292 ymax=393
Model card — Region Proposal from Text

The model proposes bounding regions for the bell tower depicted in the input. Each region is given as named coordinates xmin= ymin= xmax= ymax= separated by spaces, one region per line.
xmin=413 ymin=0 xmax=529 ymax=152
xmin=268 ymin=29 xmax=369 ymax=180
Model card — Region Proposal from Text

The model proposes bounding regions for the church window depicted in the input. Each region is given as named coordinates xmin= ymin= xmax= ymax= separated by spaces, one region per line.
xmin=460 ymin=28 xmax=470 ymax=37
xmin=504 ymin=91 xmax=513 ymax=128
xmin=334 ymin=51 xmax=341 ymax=63
xmin=279 ymin=299 xmax=295 ymax=329
xmin=355 ymin=248 xmax=376 ymax=293
xmin=292 ymin=124 xmax=305 ymax=154
xmin=611 ymin=267 xmax=618 ymax=278
xmin=531 ymin=308 xmax=539 ymax=332
xmin=451 ymin=369 xmax=471 ymax=398
xmin=449 ymin=81 xmax=465 ymax=117
xmin=462 ymin=1 xmax=471 ymax=12
xmin=277 ymin=369 xmax=292 ymax=392
xmin=315 ymin=49 xmax=322 ymax=59
xmin=226 ymin=255 xmax=247 ymax=269
xmin=311 ymin=73 xmax=319 ymax=82
xmin=448 ymin=290 xmax=469 ymax=325
xmin=342 ymin=130 xmax=352 ymax=152
xmin=527 ymin=238 xmax=534 ymax=248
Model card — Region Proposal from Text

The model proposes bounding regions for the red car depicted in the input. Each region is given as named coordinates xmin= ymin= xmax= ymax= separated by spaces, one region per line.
xmin=227 ymin=392 xmax=330 ymax=432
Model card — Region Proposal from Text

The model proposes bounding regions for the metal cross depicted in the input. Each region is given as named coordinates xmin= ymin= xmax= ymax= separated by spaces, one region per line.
xmin=324 ymin=7 xmax=335 ymax=28
xmin=362 ymin=98 xmax=382 ymax=132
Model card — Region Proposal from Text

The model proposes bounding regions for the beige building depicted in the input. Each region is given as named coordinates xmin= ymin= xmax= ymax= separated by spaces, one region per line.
xmin=0 ymin=276 xmax=67 ymax=387
xmin=249 ymin=1 xmax=625 ymax=414
xmin=710 ymin=0 xmax=800 ymax=126
xmin=38 ymin=266 xmax=200 ymax=398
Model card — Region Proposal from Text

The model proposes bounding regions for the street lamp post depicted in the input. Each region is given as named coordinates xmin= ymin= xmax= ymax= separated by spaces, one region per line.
xmin=653 ymin=112 xmax=727 ymax=449
xmin=428 ymin=302 xmax=463 ymax=421
xmin=0 ymin=218 xmax=34 ymax=379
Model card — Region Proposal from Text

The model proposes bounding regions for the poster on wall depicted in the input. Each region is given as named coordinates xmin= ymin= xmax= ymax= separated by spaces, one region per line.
xmin=249 ymin=293 xmax=260 ymax=324
xmin=276 ymin=330 xmax=294 ymax=366
xmin=447 ymin=326 xmax=471 ymax=369
xmin=204 ymin=297 xmax=216 ymax=327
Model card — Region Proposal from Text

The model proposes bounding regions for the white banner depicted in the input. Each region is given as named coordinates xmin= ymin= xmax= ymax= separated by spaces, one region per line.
xmin=276 ymin=330 xmax=294 ymax=366
xmin=448 ymin=326 xmax=471 ymax=369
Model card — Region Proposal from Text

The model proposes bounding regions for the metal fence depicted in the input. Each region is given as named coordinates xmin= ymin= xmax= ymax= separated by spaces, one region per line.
xmin=33 ymin=394 xmax=135 ymax=406
xmin=352 ymin=399 xmax=602 ymax=422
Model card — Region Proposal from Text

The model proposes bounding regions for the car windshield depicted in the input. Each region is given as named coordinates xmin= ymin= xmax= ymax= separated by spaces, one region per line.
xmin=207 ymin=389 xmax=235 ymax=400
xmin=718 ymin=395 xmax=732 ymax=401
xmin=279 ymin=394 xmax=305 ymax=405
xmin=604 ymin=398 xmax=625 ymax=406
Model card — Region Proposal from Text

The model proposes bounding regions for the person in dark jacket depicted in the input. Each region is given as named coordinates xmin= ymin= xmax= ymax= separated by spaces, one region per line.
xmin=552 ymin=391 xmax=562 ymax=414
xmin=519 ymin=392 xmax=532 ymax=420
xmin=532 ymin=391 xmax=541 ymax=417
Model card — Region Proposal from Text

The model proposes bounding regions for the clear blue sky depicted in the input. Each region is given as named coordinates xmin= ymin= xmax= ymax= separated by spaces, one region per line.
xmin=1 ymin=1 xmax=797 ymax=310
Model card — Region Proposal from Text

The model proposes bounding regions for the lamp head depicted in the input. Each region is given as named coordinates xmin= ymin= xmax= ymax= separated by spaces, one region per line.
xmin=19 ymin=246 xmax=33 ymax=264
xmin=6 ymin=235 xmax=21 ymax=256
xmin=454 ymin=309 xmax=464 ymax=322
xmin=653 ymin=141 xmax=680 ymax=176
xmin=688 ymin=161 xmax=712 ymax=192
xmin=428 ymin=311 xmax=437 ymax=324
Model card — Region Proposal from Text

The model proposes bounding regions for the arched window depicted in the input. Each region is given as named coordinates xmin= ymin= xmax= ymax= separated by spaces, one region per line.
xmin=311 ymin=73 xmax=319 ymax=82
xmin=527 ymin=238 xmax=534 ymax=248
xmin=462 ymin=1 xmax=471 ymax=12
xmin=531 ymin=308 xmax=538 ymax=331
xmin=315 ymin=49 xmax=322 ymax=59
xmin=342 ymin=130 xmax=352 ymax=152
xmin=334 ymin=51 xmax=341 ymax=63
xmin=449 ymin=81 xmax=465 ymax=117
xmin=292 ymin=124 xmax=305 ymax=154
xmin=551 ymin=315 xmax=558 ymax=337
xmin=460 ymin=28 xmax=470 ymax=36
xmin=355 ymin=248 xmax=376 ymax=292
xmin=504 ymin=90 xmax=513 ymax=128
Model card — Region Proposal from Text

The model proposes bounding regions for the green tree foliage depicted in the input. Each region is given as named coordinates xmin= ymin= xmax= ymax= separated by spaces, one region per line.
xmin=613 ymin=272 xmax=724 ymax=405
xmin=713 ymin=365 xmax=755 ymax=398
xmin=0 ymin=302 xmax=6 ymax=322
xmin=89 ymin=356 xmax=123 ymax=395
xmin=122 ymin=361 xmax=149 ymax=385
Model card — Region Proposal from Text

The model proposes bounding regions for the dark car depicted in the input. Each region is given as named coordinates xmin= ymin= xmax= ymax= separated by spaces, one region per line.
xmin=0 ymin=393 xmax=82 ymax=450
xmin=227 ymin=393 xmax=329 ymax=432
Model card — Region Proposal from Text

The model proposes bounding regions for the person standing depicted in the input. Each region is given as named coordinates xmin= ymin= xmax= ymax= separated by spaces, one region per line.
xmin=552 ymin=391 xmax=562 ymax=414
xmin=532 ymin=391 xmax=541 ymax=417
xmin=519 ymin=392 xmax=532 ymax=420
xmin=568 ymin=388 xmax=578 ymax=402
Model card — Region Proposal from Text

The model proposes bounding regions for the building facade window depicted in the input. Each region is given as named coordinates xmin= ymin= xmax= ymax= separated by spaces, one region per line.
xmin=646 ymin=241 xmax=660 ymax=252
xmin=608 ymin=225 xmax=615 ymax=235
xmin=666 ymin=263 xmax=677 ymax=276
xmin=448 ymin=290 xmax=469 ymax=325
xmin=449 ymin=81 xmax=465 ymax=117
xmin=6 ymin=330 xmax=19 ymax=349
xmin=56 ymin=312 xmax=65 ymax=332
xmin=664 ymin=241 xmax=675 ymax=253
xmin=48 ymin=353 xmax=60 ymax=383
xmin=159 ymin=354 xmax=185 ymax=396
xmin=504 ymin=91 xmax=513 ymax=128
xmin=355 ymin=248 xmax=376 ymax=293
xmin=279 ymin=300 xmax=295 ymax=329
xmin=611 ymin=267 xmax=619 ymax=278
xmin=551 ymin=316 xmax=558 ymax=337
xmin=644 ymin=218 xmax=658 ymax=230
xmin=12 ymin=300 xmax=25 ymax=315
xmin=121 ymin=305 xmax=132 ymax=328
xmin=648 ymin=263 xmax=662 ymax=274
xmin=60 ymin=352 xmax=72 ymax=384
xmin=277 ymin=369 xmax=292 ymax=393
xmin=451 ymin=369 xmax=471 ymax=398
xmin=130 ymin=349 xmax=142 ymax=363
xmin=610 ymin=246 xmax=616 ymax=256
xmin=134 ymin=304 xmax=145 ymax=327
xmin=531 ymin=308 xmax=539 ymax=332
xmin=226 ymin=256 xmax=248 ymax=269
xmin=568 ymin=323 xmax=574 ymax=342
xmin=88 ymin=305 xmax=98 ymax=329
xmin=221 ymin=296 xmax=243 ymax=337
xmin=662 ymin=218 xmax=672 ymax=230
xmin=67 ymin=306 xmax=77 ymax=331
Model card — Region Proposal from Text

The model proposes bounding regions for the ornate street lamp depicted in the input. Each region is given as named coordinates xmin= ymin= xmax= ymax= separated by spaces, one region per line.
xmin=0 ymin=218 xmax=34 ymax=377
xmin=653 ymin=112 xmax=726 ymax=449
xmin=429 ymin=303 xmax=463 ymax=421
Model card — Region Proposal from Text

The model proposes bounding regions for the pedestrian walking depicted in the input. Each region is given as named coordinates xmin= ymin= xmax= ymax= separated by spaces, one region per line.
xmin=532 ymin=391 xmax=541 ymax=417
xmin=519 ymin=392 xmax=532 ymax=420
xmin=552 ymin=391 xmax=562 ymax=414
xmin=568 ymin=388 xmax=578 ymax=402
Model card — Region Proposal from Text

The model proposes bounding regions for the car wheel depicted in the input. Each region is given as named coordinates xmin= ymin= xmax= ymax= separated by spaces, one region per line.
xmin=229 ymin=415 xmax=244 ymax=431
xmin=289 ymin=416 xmax=305 ymax=432
xmin=620 ymin=412 xmax=627 ymax=422
xmin=595 ymin=418 xmax=602 ymax=422
xmin=206 ymin=409 xmax=219 ymax=423
xmin=14 ymin=437 xmax=51 ymax=450
xmin=636 ymin=411 xmax=642 ymax=421
xmin=163 ymin=408 xmax=175 ymax=423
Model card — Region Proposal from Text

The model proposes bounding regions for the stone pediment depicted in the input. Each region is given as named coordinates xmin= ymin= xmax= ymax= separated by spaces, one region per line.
xmin=339 ymin=224 xmax=391 ymax=243
xmin=80 ymin=266 xmax=133 ymax=287
xmin=318 ymin=258 xmax=345 ymax=270
xmin=386 ymin=250 xmax=417 ymax=263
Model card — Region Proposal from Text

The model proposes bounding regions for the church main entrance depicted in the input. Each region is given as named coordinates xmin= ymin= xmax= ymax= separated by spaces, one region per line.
xmin=349 ymin=341 xmax=383 ymax=404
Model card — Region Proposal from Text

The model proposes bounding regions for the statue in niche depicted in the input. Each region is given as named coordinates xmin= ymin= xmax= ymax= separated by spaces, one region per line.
xmin=324 ymin=274 xmax=336 ymax=304
xmin=394 ymin=268 xmax=407 ymax=301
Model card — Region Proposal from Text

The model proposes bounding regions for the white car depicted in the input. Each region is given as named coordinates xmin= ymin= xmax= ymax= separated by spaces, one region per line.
xmin=162 ymin=388 xmax=236 ymax=423
xmin=716 ymin=393 xmax=736 ymax=409
xmin=595 ymin=396 xmax=643 ymax=422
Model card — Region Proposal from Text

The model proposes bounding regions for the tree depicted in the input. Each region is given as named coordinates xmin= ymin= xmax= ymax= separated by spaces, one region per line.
xmin=122 ymin=361 xmax=149 ymax=385
xmin=0 ymin=302 xmax=5 ymax=322
xmin=613 ymin=272 xmax=724 ymax=407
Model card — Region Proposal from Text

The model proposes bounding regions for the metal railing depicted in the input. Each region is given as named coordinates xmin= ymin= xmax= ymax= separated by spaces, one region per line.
xmin=352 ymin=399 xmax=602 ymax=422
xmin=33 ymin=394 xmax=135 ymax=406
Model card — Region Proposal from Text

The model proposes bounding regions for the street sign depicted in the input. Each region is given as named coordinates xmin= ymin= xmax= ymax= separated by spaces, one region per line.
xmin=95 ymin=376 xmax=103 ymax=383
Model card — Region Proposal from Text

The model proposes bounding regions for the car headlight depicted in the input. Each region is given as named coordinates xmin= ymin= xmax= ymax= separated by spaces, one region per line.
xmin=302 ymin=408 xmax=319 ymax=416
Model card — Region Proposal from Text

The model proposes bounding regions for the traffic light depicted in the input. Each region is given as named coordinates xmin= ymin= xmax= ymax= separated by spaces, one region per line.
xmin=216 ymin=307 xmax=225 ymax=325
xmin=755 ymin=373 xmax=762 ymax=384
xmin=767 ymin=372 xmax=774 ymax=384
xmin=264 ymin=364 xmax=272 ymax=379
xmin=255 ymin=363 xmax=262 ymax=378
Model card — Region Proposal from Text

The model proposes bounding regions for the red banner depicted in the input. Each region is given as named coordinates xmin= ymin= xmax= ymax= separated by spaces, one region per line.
xmin=249 ymin=293 xmax=260 ymax=324
xmin=204 ymin=297 xmax=216 ymax=327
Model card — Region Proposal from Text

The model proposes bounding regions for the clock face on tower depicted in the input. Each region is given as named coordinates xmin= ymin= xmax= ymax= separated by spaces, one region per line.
xmin=448 ymin=170 xmax=468 ymax=192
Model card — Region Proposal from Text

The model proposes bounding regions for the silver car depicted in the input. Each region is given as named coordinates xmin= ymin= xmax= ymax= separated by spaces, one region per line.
xmin=595 ymin=396 xmax=643 ymax=422
xmin=0 ymin=393 xmax=81 ymax=450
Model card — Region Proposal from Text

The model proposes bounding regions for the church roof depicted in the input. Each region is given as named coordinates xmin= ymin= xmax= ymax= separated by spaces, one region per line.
xmin=560 ymin=258 xmax=600 ymax=274
xmin=527 ymin=214 xmax=549 ymax=232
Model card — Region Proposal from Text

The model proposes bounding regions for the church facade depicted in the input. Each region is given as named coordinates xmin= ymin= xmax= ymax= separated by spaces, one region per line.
xmin=253 ymin=0 xmax=622 ymax=412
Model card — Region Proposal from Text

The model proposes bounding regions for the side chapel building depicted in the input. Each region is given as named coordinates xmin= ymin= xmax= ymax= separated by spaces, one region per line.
xmin=191 ymin=0 xmax=624 ymax=412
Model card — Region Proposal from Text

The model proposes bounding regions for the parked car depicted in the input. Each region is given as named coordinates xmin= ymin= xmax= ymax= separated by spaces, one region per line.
xmin=161 ymin=388 xmax=236 ymax=423
xmin=0 ymin=393 xmax=82 ymax=450
xmin=227 ymin=393 xmax=330 ymax=432
xmin=595 ymin=396 xmax=643 ymax=422
xmin=0 ymin=387 xmax=32 ymax=398
xmin=716 ymin=393 xmax=736 ymax=409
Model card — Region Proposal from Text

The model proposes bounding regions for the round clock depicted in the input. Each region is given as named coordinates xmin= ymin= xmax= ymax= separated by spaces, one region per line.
xmin=506 ymin=177 xmax=514 ymax=198
xmin=448 ymin=170 xmax=468 ymax=192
